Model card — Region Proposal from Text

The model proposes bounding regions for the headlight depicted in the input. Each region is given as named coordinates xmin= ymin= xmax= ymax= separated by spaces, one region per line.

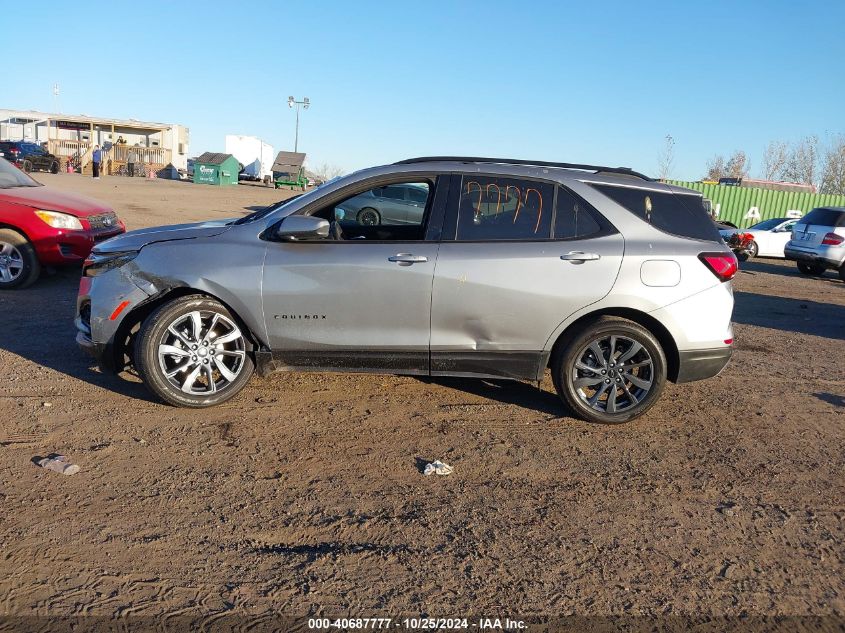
xmin=34 ymin=210 xmax=84 ymax=230
xmin=82 ymin=250 xmax=138 ymax=277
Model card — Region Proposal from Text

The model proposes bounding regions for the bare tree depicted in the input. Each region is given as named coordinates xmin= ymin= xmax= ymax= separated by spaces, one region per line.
xmin=704 ymin=150 xmax=748 ymax=181
xmin=309 ymin=162 xmax=345 ymax=182
xmin=761 ymin=141 xmax=788 ymax=180
xmin=656 ymin=134 xmax=675 ymax=180
xmin=704 ymin=155 xmax=727 ymax=181
xmin=725 ymin=150 xmax=749 ymax=179
xmin=820 ymin=135 xmax=845 ymax=195
xmin=782 ymin=135 xmax=820 ymax=186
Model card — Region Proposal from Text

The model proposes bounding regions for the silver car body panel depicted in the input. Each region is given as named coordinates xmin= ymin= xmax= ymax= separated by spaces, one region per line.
xmin=78 ymin=159 xmax=734 ymax=383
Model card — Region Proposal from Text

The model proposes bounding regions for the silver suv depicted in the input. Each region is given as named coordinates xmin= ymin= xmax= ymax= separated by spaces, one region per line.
xmin=76 ymin=157 xmax=736 ymax=423
xmin=784 ymin=206 xmax=845 ymax=280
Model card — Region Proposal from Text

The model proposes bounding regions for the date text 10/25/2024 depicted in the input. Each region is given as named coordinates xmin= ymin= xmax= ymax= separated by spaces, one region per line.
xmin=308 ymin=617 xmax=527 ymax=630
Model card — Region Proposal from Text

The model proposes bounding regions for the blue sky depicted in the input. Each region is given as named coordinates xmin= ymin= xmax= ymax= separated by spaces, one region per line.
xmin=4 ymin=0 xmax=843 ymax=180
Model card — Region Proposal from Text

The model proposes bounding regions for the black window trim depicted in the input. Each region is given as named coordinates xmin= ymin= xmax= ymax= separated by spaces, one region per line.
xmin=442 ymin=172 xmax=618 ymax=244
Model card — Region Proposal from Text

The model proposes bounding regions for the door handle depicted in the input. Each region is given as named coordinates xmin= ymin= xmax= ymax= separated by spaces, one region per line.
xmin=560 ymin=251 xmax=600 ymax=263
xmin=388 ymin=253 xmax=428 ymax=266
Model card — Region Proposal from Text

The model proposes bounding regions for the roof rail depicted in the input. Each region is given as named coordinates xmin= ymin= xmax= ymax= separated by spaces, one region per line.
xmin=393 ymin=156 xmax=652 ymax=181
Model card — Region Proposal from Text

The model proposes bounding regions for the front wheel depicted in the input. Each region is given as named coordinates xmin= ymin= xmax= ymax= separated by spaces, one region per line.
xmin=0 ymin=229 xmax=41 ymax=289
xmin=552 ymin=317 xmax=667 ymax=424
xmin=134 ymin=296 xmax=254 ymax=407
xmin=747 ymin=240 xmax=758 ymax=258
xmin=797 ymin=261 xmax=825 ymax=276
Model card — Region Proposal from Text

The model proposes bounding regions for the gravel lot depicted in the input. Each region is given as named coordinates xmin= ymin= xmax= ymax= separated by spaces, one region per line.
xmin=0 ymin=174 xmax=843 ymax=625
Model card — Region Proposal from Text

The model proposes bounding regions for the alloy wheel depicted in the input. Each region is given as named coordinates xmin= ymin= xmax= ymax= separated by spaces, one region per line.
xmin=0 ymin=241 xmax=24 ymax=283
xmin=157 ymin=310 xmax=246 ymax=395
xmin=570 ymin=334 xmax=654 ymax=414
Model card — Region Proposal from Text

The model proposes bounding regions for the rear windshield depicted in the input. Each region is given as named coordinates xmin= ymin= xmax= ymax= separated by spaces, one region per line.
xmin=591 ymin=184 xmax=722 ymax=242
xmin=796 ymin=207 xmax=845 ymax=228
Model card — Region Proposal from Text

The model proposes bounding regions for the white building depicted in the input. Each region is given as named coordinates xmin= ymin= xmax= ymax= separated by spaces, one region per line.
xmin=224 ymin=134 xmax=274 ymax=180
xmin=0 ymin=108 xmax=190 ymax=170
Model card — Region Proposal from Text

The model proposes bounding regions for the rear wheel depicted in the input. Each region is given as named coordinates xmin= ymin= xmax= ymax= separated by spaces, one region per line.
xmin=0 ymin=229 xmax=41 ymax=289
xmin=135 ymin=295 xmax=255 ymax=407
xmin=357 ymin=207 xmax=380 ymax=226
xmin=552 ymin=317 xmax=667 ymax=424
xmin=797 ymin=261 xmax=825 ymax=276
xmin=839 ymin=262 xmax=845 ymax=282
xmin=22 ymin=159 xmax=32 ymax=173
xmin=50 ymin=160 xmax=60 ymax=174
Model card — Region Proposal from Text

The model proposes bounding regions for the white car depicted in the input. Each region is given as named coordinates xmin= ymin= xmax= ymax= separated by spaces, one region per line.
xmin=717 ymin=217 xmax=798 ymax=258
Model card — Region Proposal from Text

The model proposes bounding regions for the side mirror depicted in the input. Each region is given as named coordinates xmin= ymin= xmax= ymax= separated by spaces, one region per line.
xmin=275 ymin=215 xmax=330 ymax=241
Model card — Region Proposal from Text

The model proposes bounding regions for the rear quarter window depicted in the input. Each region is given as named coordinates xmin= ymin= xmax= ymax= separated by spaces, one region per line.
xmin=591 ymin=183 xmax=722 ymax=242
xmin=797 ymin=208 xmax=845 ymax=228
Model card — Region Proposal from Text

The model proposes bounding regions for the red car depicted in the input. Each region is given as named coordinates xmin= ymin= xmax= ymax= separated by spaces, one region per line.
xmin=0 ymin=156 xmax=125 ymax=289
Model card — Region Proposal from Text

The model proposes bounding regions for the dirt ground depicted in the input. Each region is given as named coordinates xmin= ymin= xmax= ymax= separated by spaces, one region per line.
xmin=0 ymin=173 xmax=843 ymax=626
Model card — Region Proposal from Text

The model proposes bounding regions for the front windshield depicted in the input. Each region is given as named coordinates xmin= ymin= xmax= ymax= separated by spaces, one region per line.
xmin=0 ymin=157 xmax=41 ymax=188
xmin=748 ymin=218 xmax=785 ymax=231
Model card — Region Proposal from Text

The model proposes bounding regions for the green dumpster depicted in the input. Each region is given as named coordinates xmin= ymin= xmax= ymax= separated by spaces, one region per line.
xmin=193 ymin=152 xmax=239 ymax=186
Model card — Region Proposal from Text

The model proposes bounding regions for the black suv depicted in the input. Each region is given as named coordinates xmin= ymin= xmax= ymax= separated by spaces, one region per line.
xmin=0 ymin=142 xmax=60 ymax=174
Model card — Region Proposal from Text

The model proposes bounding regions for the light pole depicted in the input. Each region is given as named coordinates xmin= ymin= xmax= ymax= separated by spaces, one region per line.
xmin=287 ymin=96 xmax=310 ymax=152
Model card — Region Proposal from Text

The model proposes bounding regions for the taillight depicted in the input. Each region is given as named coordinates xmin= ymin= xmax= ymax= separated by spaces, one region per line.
xmin=822 ymin=232 xmax=844 ymax=246
xmin=698 ymin=252 xmax=738 ymax=282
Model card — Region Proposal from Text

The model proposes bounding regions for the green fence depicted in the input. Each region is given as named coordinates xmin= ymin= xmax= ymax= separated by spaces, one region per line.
xmin=665 ymin=180 xmax=845 ymax=228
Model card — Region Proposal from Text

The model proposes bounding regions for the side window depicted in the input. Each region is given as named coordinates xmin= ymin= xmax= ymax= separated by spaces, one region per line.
xmin=406 ymin=186 xmax=428 ymax=204
xmin=554 ymin=187 xmax=603 ymax=240
xmin=335 ymin=181 xmax=430 ymax=227
xmin=591 ymin=184 xmax=722 ymax=242
xmin=374 ymin=185 xmax=407 ymax=201
xmin=457 ymin=175 xmax=553 ymax=240
xmin=307 ymin=180 xmax=434 ymax=241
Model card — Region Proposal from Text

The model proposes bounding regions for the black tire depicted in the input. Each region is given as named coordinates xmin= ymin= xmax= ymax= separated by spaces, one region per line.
xmin=736 ymin=251 xmax=749 ymax=262
xmin=21 ymin=159 xmax=32 ymax=173
xmin=50 ymin=161 xmax=60 ymax=174
xmin=747 ymin=240 xmax=758 ymax=258
xmin=797 ymin=261 xmax=825 ymax=276
xmin=551 ymin=316 xmax=667 ymax=424
xmin=839 ymin=262 xmax=845 ymax=282
xmin=134 ymin=295 xmax=255 ymax=407
xmin=0 ymin=228 xmax=41 ymax=289
xmin=357 ymin=207 xmax=380 ymax=226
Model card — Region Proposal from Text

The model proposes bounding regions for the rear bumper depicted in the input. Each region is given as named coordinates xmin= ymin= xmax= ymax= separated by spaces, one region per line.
xmin=675 ymin=346 xmax=732 ymax=383
xmin=784 ymin=245 xmax=843 ymax=269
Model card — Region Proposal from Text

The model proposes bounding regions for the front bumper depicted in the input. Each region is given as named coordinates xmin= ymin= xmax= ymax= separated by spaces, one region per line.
xmin=75 ymin=266 xmax=153 ymax=372
xmin=34 ymin=226 xmax=125 ymax=266
xmin=675 ymin=346 xmax=732 ymax=383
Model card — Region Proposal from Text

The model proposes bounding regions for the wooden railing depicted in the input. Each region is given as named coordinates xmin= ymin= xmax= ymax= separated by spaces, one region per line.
xmin=109 ymin=145 xmax=170 ymax=166
xmin=48 ymin=139 xmax=90 ymax=158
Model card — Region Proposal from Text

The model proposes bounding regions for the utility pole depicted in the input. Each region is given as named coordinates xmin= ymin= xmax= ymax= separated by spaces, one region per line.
xmin=287 ymin=96 xmax=310 ymax=152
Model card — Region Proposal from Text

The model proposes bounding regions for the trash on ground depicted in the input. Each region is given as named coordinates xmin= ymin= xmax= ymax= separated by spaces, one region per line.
xmin=423 ymin=460 xmax=454 ymax=476
xmin=34 ymin=454 xmax=80 ymax=476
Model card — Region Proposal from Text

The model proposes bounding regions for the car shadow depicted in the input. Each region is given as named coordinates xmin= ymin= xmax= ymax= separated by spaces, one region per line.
xmin=733 ymin=291 xmax=845 ymax=340
xmin=0 ymin=268 xmax=157 ymax=403
xmin=420 ymin=376 xmax=566 ymax=416
xmin=814 ymin=392 xmax=845 ymax=408
xmin=741 ymin=259 xmax=843 ymax=283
